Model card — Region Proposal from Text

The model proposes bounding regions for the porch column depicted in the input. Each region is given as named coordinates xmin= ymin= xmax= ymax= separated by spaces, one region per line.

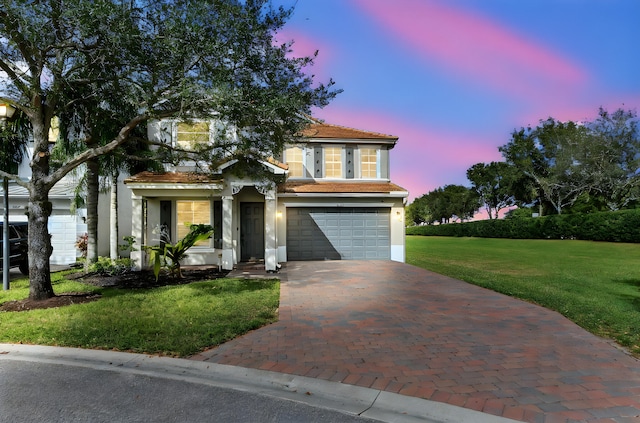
xmin=221 ymin=195 xmax=234 ymax=270
xmin=264 ymin=194 xmax=277 ymax=272
xmin=131 ymin=195 xmax=144 ymax=270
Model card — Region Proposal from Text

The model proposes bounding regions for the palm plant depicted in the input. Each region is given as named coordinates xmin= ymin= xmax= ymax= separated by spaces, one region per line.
xmin=145 ymin=224 xmax=214 ymax=281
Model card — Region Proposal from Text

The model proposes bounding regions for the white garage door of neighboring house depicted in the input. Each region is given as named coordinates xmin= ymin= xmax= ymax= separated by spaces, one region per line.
xmin=287 ymin=207 xmax=390 ymax=261
xmin=49 ymin=215 xmax=79 ymax=265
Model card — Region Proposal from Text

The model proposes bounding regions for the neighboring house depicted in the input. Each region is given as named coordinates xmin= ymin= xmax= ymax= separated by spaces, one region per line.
xmin=124 ymin=117 xmax=408 ymax=272
xmin=0 ymin=180 xmax=85 ymax=265
xmin=0 ymin=134 xmax=87 ymax=265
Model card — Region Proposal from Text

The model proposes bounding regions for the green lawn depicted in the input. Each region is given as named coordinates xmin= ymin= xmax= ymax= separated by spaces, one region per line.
xmin=0 ymin=273 xmax=279 ymax=357
xmin=406 ymin=236 xmax=640 ymax=356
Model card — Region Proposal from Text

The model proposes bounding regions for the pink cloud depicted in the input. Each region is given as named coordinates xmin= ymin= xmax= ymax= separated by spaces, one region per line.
xmin=313 ymin=107 xmax=503 ymax=201
xmin=516 ymin=95 xmax=640 ymax=129
xmin=352 ymin=0 xmax=589 ymax=101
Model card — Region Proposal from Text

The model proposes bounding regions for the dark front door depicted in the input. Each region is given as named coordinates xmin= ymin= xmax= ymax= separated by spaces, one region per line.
xmin=160 ymin=201 xmax=172 ymax=243
xmin=240 ymin=202 xmax=264 ymax=261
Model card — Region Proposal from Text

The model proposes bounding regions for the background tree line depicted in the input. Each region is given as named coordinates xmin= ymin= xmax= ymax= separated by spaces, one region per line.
xmin=407 ymin=107 xmax=640 ymax=226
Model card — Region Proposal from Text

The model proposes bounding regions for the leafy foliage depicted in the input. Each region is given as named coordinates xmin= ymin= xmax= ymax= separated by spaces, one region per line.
xmin=410 ymin=185 xmax=480 ymax=224
xmin=405 ymin=195 xmax=432 ymax=226
xmin=144 ymin=224 xmax=214 ymax=281
xmin=0 ymin=109 xmax=29 ymax=175
xmin=75 ymin=233 xmax=88 ymax=258
xmin=88 ymin=257 xmax=136 ymax=276
xmin=410 ymin=107 xmax=640 ymax=225
xmin=1 ymin=0 xmax=339 ymax=299
xmin=498 ymin=108 xmax=640 ymax=215
xmin=466 ymin=161 xmax=516 ymax=219
xmin=407 ymin=208 xmax=640 ymax=242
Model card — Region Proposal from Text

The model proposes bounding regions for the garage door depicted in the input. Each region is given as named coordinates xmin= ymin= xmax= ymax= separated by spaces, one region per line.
xmin=287 ymin=207 xmax=390 ymax=261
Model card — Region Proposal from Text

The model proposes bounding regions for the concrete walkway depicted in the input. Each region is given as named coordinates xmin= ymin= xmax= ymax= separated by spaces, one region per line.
xmin=193 ymin=261 xmax=640 ymax=423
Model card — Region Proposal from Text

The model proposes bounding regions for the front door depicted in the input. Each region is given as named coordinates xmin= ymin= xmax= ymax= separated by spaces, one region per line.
xmin=240 ymin=202 xmax=264 ymax=261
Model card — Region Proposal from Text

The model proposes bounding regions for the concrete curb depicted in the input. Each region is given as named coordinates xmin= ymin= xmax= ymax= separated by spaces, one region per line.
xmin=0 ymin=344 xmax=520 ymax=423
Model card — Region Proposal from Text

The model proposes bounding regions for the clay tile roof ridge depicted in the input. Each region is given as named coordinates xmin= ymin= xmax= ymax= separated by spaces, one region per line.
xmin=301 ymin=120 xmax=398 ymax=140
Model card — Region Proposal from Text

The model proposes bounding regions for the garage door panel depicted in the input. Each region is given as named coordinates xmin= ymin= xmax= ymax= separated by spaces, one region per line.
xmin=287 ymin=207 xmax=390 ymax=261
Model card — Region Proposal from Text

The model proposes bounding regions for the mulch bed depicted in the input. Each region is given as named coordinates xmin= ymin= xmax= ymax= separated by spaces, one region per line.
xmin=0 ymin=268 xmax=230 ymax=313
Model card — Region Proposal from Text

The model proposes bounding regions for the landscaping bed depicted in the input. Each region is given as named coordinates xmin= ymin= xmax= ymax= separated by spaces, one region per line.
xmin=0 ymin=268 xmax=230 ymax=312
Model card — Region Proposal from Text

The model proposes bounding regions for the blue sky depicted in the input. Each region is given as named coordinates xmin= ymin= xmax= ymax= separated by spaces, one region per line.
xmin=275 ymin=0 xmax=640 ymax=202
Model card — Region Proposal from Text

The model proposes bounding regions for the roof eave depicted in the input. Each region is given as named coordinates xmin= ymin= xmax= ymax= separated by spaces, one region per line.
xmin=278 ymin=191 xmax=408 ymax=198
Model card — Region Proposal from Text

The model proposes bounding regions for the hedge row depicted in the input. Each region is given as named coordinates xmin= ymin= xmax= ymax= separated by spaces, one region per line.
xmin=406 ymin=209 xmax=640 ymax=243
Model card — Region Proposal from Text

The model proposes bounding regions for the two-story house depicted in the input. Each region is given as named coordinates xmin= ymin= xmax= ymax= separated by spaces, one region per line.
xmin=124 ymin=117 xmax=408 ymax=272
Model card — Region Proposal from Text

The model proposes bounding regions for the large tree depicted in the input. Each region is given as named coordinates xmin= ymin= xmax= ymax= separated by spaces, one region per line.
xmin=405 ymin=195 xmax=432 ymax=226
xmin=500 ymin=109 xmax=639 ymax=215
xmin=466 ymin=161 xmax=516 ymax=219
xmin=0 ymin=0 xmax=338 ymax=300
xmin=585 ymin=108 xmax=640 ymax=210
xmin=422 ymin=185 xmax=479 ymax=224
xmin=500 ymin=119 xmax=591 ymax=215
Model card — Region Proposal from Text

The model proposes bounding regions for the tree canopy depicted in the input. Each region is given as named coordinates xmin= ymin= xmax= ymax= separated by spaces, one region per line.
xmin=466 ymin=161 xmax=516 ymax=219
xmin=0 ymin=0 xmax=340 ymax=299
xmin=500 ymin=108 xmax=640 ymax=214
xmin=408 ymin=107 xmax=639 ymax=223
xmin=409 ymin=185 xmax=479 ymax=225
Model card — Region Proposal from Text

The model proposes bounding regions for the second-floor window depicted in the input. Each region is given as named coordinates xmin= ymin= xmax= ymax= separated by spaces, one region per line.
xmin=360 ymin=148 xmax=378 ymax=178
xmin=176 ymin=122 xmax=210 ymax=150
xmin=285 ymin=147 xmax=304 ymax=178
xmin=324 ymin=147 xmax=342 ymax=178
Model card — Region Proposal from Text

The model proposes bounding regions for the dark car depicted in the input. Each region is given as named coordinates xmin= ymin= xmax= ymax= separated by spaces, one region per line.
xmin=0 ymin=222 xmax=29 ymax=275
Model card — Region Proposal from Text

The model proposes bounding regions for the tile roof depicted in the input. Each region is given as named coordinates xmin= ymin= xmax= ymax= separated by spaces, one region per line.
xmin=279 ymin=180 xmax=408 ymax=194
xmin=124 ymin=171 xmax=221 ymax=184
xmin=298 ymin=122 xmax=398 ymax=141
xmin=266 ymin=156 xmax=289 ymax=171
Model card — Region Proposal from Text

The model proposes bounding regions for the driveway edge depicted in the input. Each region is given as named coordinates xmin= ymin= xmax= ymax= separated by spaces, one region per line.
xmin=0 ymin=344 xmax=520 ymax=423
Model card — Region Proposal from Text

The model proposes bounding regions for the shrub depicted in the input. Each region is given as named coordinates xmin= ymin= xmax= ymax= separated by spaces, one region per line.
xmin=406 ymin=209 xmax=640 ymax=242
xmin=89 ymin=257 xmax=136 ymax=276
xmin=75 ymin=233 xmax=88 ymax=258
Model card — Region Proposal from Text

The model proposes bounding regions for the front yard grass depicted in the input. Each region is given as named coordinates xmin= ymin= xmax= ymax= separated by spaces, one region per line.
xmin=406 ymin=235 xmax=640 ymax=357
xmin=0 ymin=274 xmax=279 ymax=357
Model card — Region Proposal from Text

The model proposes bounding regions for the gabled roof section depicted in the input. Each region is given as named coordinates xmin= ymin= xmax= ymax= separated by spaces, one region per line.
xmin=124 ymin=171 xmax=221 ymax=184
xmin=298 ymin=119 xmax=398 ymax=145
xmin=214 ymin=157 xmax=288 ymax=174
xmin=279 ymin=180 xmax=408 ymax=196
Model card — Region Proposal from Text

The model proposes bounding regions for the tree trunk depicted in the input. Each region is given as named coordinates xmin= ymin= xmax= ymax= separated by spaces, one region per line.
xmin=85 ymin=157 xmax=100 ymax=268
xmin=109 ymin=173 xmax=118 ymax=260
xmin=28 ymin=118 xmax=55 ymax=300
xmin=27 ymin=194 xmax=55 ymax=300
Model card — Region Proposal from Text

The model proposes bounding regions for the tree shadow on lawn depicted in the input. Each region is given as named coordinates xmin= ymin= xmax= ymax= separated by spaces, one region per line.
xmin=614 ymin=278 xmax=640 ymax=310
xmin=0 ymin=268 xmax=233 ymax=312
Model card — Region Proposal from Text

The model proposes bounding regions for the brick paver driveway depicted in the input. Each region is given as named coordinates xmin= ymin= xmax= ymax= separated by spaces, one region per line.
xmin=192 ymin=261 xmax=640 ymax=423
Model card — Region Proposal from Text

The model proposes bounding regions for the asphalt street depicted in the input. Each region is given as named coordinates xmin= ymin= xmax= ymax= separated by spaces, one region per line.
xmin=0 ymin=357 xmax=380 ymax=423
xmin=2 ymin=345 xmax=511 ymax=423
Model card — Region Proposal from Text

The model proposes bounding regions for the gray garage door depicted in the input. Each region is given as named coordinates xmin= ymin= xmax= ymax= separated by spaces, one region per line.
xmin=287 ymin=207 xmax=390 ymax=261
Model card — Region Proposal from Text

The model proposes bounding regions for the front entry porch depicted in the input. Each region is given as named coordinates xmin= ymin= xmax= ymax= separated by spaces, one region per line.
xmin=125 ymin=172 xmax=279 ymax=273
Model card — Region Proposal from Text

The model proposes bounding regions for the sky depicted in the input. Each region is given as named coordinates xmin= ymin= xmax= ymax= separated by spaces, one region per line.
xmin=274 ymin=0 xmax=640 ymax=202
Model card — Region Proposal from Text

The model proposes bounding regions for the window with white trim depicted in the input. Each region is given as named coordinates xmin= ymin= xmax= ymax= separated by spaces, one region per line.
xmin=176 ymin=200 xmax=211 ymax=246
xmin=324 ymin=147 xmax=342 ymax=178
xmin=360 ymin=148 xmax=378 ymax=178
xmin=176 ymin=122 xmax=210 ymax=149
xmin=285 ymin=147 xmax=304 ymax=178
